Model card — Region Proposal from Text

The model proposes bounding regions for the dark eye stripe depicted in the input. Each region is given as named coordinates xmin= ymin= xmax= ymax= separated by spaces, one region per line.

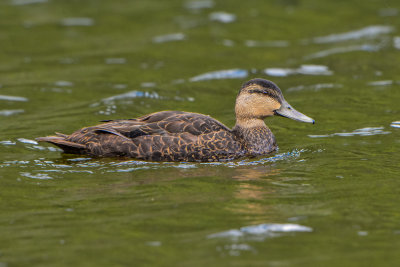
xmin=249 ymin=89 xmax=276 ymax=97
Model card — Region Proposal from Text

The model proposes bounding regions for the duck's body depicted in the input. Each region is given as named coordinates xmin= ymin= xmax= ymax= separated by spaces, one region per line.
xmin=37 ymin=79 xmax=314 ymax=162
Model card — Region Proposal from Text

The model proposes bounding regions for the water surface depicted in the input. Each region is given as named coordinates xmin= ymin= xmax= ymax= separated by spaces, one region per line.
xmin=1 ymin=0 xmax=400 ymax=266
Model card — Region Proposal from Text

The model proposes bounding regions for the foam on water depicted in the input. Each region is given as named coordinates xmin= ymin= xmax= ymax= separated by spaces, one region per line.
xmin=309 ymin=127 xmax=391 ymax=138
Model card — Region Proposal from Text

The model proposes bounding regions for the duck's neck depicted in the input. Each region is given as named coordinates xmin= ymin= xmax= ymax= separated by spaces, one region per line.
xmin=232 ymin=118 xmax=277 ymax=156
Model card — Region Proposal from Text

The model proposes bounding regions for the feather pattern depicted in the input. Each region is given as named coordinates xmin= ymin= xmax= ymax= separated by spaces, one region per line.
xmin=37 ymin=79 xmax=314 ymax=162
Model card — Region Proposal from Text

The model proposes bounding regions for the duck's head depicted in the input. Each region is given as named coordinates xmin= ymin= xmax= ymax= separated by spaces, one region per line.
xmin=235 ymin=78 xmax=315 ymax=125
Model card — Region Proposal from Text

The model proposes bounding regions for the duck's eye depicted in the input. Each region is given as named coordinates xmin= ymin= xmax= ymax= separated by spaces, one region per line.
xmin=287 ymin=106 xmax=292 ymax=110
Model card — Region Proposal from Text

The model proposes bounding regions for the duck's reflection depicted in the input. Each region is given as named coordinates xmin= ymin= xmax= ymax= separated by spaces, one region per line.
xmin=228 ymin=166 xmax=281 ymax=223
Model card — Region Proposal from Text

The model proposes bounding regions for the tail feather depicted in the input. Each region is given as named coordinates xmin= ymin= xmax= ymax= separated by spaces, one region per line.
xmin=36 ymin=136 xmax=86 ymax=154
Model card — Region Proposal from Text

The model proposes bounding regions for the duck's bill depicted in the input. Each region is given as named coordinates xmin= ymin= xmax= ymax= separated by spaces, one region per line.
xmin=274 ymin=101 xmax=315 ymax=124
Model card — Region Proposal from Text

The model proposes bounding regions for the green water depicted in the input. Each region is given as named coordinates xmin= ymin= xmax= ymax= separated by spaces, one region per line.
xmin=1 ymin=0 xmax=400 ymax=266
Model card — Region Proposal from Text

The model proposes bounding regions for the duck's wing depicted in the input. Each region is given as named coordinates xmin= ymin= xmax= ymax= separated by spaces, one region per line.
xmin=37 ymin=111 xmax=236 ymax=159
xmin=91 ymin=111 xmax=231 ymax=138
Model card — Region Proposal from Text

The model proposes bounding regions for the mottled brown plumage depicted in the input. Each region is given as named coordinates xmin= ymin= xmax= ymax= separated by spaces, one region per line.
xmin=37 ymin=79 xmax=315 ymax=162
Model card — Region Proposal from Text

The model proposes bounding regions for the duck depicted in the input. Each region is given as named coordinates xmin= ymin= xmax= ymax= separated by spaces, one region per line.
xmin=37 ymin=78 xmax=314 ymax=162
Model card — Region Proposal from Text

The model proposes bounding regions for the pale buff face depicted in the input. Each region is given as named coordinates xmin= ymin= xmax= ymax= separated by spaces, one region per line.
xmin=235 ymin=84 xmax=282 ymax=120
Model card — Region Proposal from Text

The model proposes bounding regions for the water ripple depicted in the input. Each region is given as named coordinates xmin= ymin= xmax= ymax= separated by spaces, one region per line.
xmin=309 ymin=127 xmax=391 ymax=138
xmin=391 ymin=121 xmax=400 ymax=128
xmin=0 ymin=109 xmax=24 ymax=116
xmin=265 ymin=65 xmax=332 ymax=77
xmin=102 ymin=90 xmax=160 ymax=103
xmin=305 ymin=44 xmax=382 ymax=60
xmin=245 ymin=40 xmax=289 ymax=48
xmin=394 ymin=37 xmax=400 ymax=50
xmin=0 ymin=95 xmax=28 ymax=102
xmin=184 ymin=0 xmax=214 ymax=10
xmin=312 ymin=25 xmax=394 ymax=44
xmin=61 ymin=18 xmax=94 ymax=27
xmin=11 ymin=0 xmax=47 ymax=5
xmin=208 ymin=223 xmax=312 ymax=240
xmin=209 ymin=12 xmax=236 ymax=23
xmin=20 ymin=172 xmax=53 ymax=180
xmin=190 ymin=69 xmax=248 ymax=81
xmin=152 ymin=33 xmax=185 ymax=43
xmin=54 ymin=81 xmax=74 ymax=87
xmin=287 ymin=83 xmax=342 ymax=92
xmin=17 ymin=138 xmax=38 ymax=145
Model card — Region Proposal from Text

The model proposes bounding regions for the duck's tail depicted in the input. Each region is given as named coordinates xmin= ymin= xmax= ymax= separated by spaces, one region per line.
xmin=36 ymin=133 xmax=86 ymax=154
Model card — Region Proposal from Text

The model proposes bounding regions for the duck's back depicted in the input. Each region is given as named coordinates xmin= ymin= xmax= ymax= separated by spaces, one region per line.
xmin=38 ymin=111 xmax=245 ymax=162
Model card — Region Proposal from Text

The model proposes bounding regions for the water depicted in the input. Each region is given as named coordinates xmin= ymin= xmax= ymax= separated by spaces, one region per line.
xmin=1 ymin=0 xmax=400 ymax=266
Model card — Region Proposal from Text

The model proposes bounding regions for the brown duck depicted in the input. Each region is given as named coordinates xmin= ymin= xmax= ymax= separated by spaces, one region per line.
xmin=37 ymin=79 xmax=314 ymax=162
